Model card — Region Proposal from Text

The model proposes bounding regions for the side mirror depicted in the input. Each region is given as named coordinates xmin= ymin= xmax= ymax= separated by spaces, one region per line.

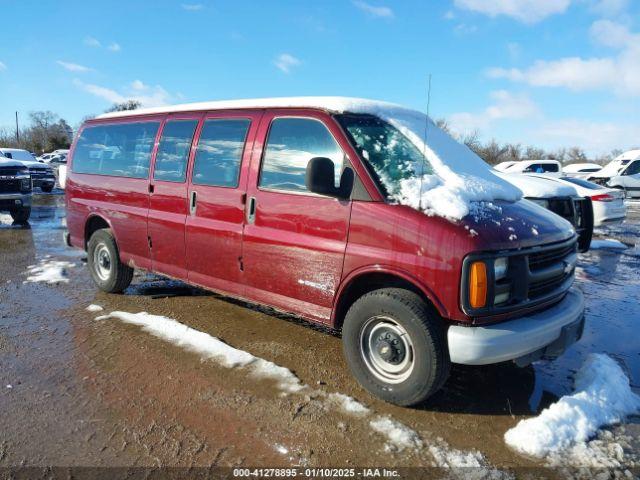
xmin=306 ymin=157 xmax=353 ymax=200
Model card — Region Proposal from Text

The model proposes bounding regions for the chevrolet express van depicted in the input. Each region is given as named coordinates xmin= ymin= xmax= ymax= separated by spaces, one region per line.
xmin=65 ymin=97 xmax=585 ymax=406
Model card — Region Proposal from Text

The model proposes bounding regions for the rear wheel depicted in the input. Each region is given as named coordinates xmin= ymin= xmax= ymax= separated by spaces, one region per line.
xmin=342 ymin=288 xmax=450 ymax=406
xmin=10 ymin=206 xmax=31 ymax=224
xmin=87 ymin=229 xmax=133 ymax=293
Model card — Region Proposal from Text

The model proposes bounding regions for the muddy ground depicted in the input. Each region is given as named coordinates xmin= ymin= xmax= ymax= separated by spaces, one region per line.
xmin=0 ymin=192 xmax=638 ymax=478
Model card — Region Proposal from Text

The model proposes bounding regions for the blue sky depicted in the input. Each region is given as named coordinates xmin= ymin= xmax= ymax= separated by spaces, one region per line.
xmin=1 ymin=0 xmax=638 ymax=155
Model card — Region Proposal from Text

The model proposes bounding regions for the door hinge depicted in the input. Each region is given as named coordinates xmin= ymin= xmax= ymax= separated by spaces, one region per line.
xmin=238 ymin=256 xmax=244 ymax=272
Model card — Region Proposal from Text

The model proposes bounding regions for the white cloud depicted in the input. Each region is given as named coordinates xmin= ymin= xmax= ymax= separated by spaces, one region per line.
xmin=181 ymin=3 xmax=204 ymax=10
xmin=0 ymin=61 xmax=6 ymax=71
xmin=453 ymin=0 xmax=571 ymax=23
xmin=352 ymin=1 xmax=394 ymax=18
xmin=444 ymin=10 xmax=456 ymax=20
xmin=449 ymin=90 xmax=540 ymax=133
xmin=73 ymin=79 xmax=173 ymax=107
xmin=84 ymin=36 xmax=101 ymax=48
xmin=486 ymin=21 xmax=640 ymax=96
xmin=56 ymin=60 xmax=91 ymax=73
xmin=588 ymin=0 xmax=629 ymax=17
xmin=507 ymin=42 xmax=521 ymax=61
xmin=107 ymin=42 xmax=121 ymax=52
xmin=274 ymin=53 xmax=301 ymax=74
xmin=453 ymin=23 xmax=478 ymax=35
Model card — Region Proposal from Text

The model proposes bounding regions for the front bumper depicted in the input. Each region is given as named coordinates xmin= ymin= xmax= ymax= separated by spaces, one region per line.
xmin=33 ymin=176 xmax=56 ymax=188
xmin=0 ymin=192 xmax=32 ymax=210
xmin=448 ymin=287 xmax=584 ymax=365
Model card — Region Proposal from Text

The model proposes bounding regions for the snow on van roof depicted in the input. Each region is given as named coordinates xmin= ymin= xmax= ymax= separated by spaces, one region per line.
xmin=97 ymin=96 xmax=522 ymax=221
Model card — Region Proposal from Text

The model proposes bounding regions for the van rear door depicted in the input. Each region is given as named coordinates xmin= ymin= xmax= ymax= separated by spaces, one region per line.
xmin=241 ymin=110 xmax=353 ymax=324
xmin=148 ymin=114 xmax=201 ymax=279
xmin=185 ymin=111 xmax=262 ymax=297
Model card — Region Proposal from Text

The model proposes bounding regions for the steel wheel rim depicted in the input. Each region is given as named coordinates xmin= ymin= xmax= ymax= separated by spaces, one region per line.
xmin=359 ymin=316 xmax=415 ymax=384
xmin=93 ymin=243 xmax=112 ymax=281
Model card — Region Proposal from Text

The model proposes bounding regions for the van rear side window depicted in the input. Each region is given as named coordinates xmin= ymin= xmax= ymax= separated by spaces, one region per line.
xmin=72 ymin=122 xmax=160 ymax=178
xmin=192 ymin=119 xmax=250 ymax=188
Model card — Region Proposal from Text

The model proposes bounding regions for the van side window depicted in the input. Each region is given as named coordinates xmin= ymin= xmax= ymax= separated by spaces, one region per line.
xmin=153 ymin=120 xmax=198 ymax=182
xmin=72 ymin=122 xmax=160 ymax=178
xmin=192 ymin=119 xmax=250 ymax=187
xmin=259 ymin=118 xmax=343 ymax=192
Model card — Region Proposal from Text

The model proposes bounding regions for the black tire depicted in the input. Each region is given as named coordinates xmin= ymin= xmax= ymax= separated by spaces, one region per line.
xmin=87 ymin=229 xmax=134 ymax=293
xmin=41 ymin=184 xmax=54 ymax=193
xmin=10 ymin=206 xmax=31 ymax=224
xmin=342 ymin=288 xmax=450 ymax=406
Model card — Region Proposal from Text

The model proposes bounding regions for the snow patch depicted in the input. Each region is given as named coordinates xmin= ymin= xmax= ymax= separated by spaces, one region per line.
xmin=326 ymin=393 xmax=370 ymax=416
xmin=369 ymin=416 xmax=423 ymax=451
xmin=590 ymin=239 xmax=628 ymax=250
xmin=24 ymin=259 xmax=75 ymax=284
xmin=504 ymin=354 xmax=640 ymax=458
xmin=86 ymin=304 xmax=104 ymax=312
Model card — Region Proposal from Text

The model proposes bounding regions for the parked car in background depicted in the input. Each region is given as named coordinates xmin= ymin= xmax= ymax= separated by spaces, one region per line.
xmin=589 ymin=150 xmax=640 ymax=198
xmin=65 ymin=97 xmax=586 ymax=406
xmin=57 ymin=164 xmax=67 ymax=189
xmin=0 ymin=148 xmax=57 ymax=192
xmin=556 ymin=177 xmax=626 ymax=226
xmin=498 ymin=160 xmax=562 ymax=177
xmin=0 ymin=147 xmax=38 ymax=162
xmin=497 ymin=172 xmax=593 ymax=251
xmin=493 ymin=161 xmax=518 ymax=172
xmin=563 ymin=163 xmax=603 ymax=178
xmin=0 ymin=157 xmax=32 ymax=223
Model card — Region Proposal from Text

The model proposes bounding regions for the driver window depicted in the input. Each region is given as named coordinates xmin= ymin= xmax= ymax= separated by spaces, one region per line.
xmin=624 ymin=161 xmax=640 ymax=176
xmin=259 ymin=117 xmax=344 ymax=192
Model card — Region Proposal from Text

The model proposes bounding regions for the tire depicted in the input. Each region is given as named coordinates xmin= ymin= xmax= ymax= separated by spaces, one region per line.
xmin=87 ymin=229 xmax=134 ymax=293
xmin=10 ymin=206 xmax=31 ymax=224
xmin=342 ymin=288 xmax=450 ymax=406
xmin=41 ymin=184 xmax=54 ymax=193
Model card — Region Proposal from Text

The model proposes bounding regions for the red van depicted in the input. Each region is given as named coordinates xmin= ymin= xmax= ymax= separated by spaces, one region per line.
xmin=65 ymin=97 xmax=585 ymax=406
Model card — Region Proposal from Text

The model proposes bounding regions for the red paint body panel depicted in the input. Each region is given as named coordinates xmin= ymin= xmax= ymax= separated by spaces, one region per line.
xmin=66 ymin=106 xmax=573 ymax=329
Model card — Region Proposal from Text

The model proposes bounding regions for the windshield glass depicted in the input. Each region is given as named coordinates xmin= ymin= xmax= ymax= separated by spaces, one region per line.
xmin=336 ymin=114 xmax=433 ymax=196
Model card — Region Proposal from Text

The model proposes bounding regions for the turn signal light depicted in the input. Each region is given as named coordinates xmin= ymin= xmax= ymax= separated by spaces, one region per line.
xmin=469 ymin=261 xmax=487 ymax=308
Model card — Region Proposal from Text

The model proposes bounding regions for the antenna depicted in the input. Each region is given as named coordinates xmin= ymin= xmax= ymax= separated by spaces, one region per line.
xmin=419 ymin=74 xmax=432 ymax=210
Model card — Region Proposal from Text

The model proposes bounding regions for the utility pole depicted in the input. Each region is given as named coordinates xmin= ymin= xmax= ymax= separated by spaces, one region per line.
xmin=15 ymin=111 xmax=20 ymax=144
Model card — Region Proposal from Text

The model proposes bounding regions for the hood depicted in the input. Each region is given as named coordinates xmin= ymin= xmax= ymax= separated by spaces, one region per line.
xmin=0 ymin=158 xmax=29 ymax=169
xmin=495 ymin=172 xmax=577 ymax=198
xmin=17 ymin=160 xmax=48 ymax=168
xmin=462 ymin=199 xmax=576 ymax=250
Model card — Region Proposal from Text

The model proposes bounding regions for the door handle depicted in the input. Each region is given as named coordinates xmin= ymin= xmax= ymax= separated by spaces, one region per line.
xmin=190 ymin=190 xmax=197 ymax=215
xmin=247 ymin=196 xmax=256 ymax=224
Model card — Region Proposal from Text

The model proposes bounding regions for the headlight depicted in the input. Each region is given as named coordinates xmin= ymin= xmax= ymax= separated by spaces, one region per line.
xmin=19 ymin=176 xmax=32 ymax=191
xmin=530 ymin=198 xmax=549 ymax=209
xmin=494 ymin=257 xmax=508 ymax=281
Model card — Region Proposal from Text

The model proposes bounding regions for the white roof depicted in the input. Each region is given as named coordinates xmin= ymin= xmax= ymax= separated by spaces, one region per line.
xmin=615 ymin=149 xmax=640 ymax=161
xmin=496 ymin=172 xmax=576 ymax=198
xmin=97 ymin=96 xmax=405 ymax=119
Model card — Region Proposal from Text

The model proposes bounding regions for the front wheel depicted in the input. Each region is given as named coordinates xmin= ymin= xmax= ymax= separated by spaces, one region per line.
xmin=342 ymin=288 xmax=450 ymax=406
xmin=41 ymin=184 xmax=54 ymax=193
xmin=10 ymin=206 xmax=31 ymax=224
xmin=87 ymin=229 xmax=134 ymax=293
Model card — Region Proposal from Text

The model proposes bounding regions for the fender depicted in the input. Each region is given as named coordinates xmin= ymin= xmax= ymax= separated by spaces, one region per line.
xmin=331 ymin=264 xmax=449 ymax=325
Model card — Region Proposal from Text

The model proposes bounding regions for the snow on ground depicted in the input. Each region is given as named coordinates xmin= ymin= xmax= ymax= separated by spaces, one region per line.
xmin=505 ymin=354 xmax=640 ymax=460
xmin=590 ymin=239 xmax=628 ymax=250
xmin=369 ymin=416 xmax=423 ymax=452
xmin=85 ymin=304 xmax=104 ymax=312
xmin=94 ymin=309 xmax=504 ymax=473
xmin=24 ymin=258 xmax=75 ymax=284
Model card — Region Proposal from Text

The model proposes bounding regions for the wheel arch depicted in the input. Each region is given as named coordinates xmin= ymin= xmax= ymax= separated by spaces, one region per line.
xmin=84 ymin=214 xmax=114 ymax=250
xmin=331 ymin=266 xmax=447 ymax=330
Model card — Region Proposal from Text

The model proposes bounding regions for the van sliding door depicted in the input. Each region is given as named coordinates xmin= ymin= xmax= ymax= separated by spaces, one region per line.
xmin=185 ymin=111 xmax=262 ymax=297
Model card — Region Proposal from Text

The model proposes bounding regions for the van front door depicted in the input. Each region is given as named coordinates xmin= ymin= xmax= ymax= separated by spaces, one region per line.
xmin=185 ymin=112 xmax=261 ymax=297
xmin=148 ymin=114 xmax=201 ymax=279
xmin=241 ymin=111 xmax=353 ymax=324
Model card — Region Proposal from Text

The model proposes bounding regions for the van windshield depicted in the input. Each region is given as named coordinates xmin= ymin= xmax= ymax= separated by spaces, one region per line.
xmin=336 ymin=114 xmax=433 ymax=197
